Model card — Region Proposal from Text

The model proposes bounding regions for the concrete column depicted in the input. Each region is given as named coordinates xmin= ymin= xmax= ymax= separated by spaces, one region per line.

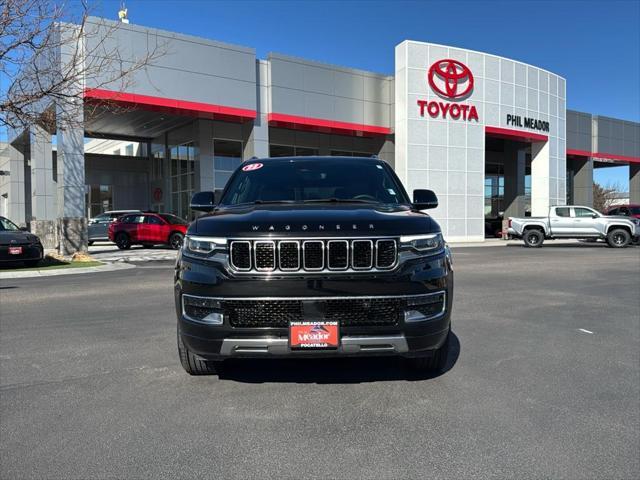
xmin=196 ymin=119 xmax=215 ymax=192
xmin=378 ymin=137 xmax=395 ymax=169
xmin=530 ymin=140 xmax=551 ymax=216
xmin=630 ymin=164 xmax=640 ymax=204
xmin=243 ymin=60 xmax=270 ymax=159
xmin=56 ymin=110 xmax=87 ymax=254
xmin=503 ymin=144 xmax=526 ymax=218
xmin=29 ymin=125 xmax=57 ymax=248
xmin=571 ymin=156 xmax=593 ymax=207
xmin=6 ymin=142 xmax=26 ymax=226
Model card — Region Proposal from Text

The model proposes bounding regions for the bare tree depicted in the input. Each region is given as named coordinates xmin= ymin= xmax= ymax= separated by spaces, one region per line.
xmin=1 ymin=0 xmax=166 ymax=134
xmin=593 ymin=182 xmax=622 ymax=213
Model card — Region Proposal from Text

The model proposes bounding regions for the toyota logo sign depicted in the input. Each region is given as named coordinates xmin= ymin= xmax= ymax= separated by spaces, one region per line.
xmin=428 ymin=59 xmax=474 ymax=100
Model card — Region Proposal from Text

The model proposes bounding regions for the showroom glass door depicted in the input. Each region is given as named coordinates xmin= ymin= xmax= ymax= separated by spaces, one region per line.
xmin=169 ymin=142 xmax=195 ymax=221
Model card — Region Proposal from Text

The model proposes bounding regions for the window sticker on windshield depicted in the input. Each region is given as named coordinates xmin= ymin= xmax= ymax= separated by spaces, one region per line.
xmin=387 ymin=188 xmax=396 ymax=195
xmin=376 ymin=165 xmax=383 ymax=169
xmin=242 ymin=163 xmax=263 ymax=172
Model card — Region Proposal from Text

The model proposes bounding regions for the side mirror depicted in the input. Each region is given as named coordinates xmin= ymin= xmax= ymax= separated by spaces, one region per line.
xmin=190 ymin=191 xmax=216 ymax=212
xmin=412 ymin=189 xmax=438 ymax=210
xmin=591 ymin=213 xmax=599 ymax=218
xmin=19 ymin=226 xmax=29 ymax=231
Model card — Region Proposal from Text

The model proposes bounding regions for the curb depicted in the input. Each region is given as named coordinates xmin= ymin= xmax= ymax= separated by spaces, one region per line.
xmin=0 ymin=261 xmax=136 ymax=280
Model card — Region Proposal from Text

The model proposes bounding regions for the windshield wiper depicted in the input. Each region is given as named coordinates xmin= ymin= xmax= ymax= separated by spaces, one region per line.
xmin=303 ymin=198 xmax=379 ymax=204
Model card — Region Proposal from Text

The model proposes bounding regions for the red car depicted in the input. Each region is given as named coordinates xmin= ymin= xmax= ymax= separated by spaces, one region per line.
xmin=606 ymin=204 xmax=640 ymax=219
xmin=108 ymin=212 xmax=189 ymax=250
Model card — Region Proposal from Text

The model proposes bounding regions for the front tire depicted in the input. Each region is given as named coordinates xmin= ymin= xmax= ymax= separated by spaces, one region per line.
xmin=407 ymin=330 xmax=450 ymax=373
xmin=606 ymin=228 xmax=631 ymax=248
xmin=523 ymin=229 xmax=544 ymax=248
xmin=169 ymin=232 xmax=184 ymax=250
xmin=115 ymin=232 xmax=131 ymax=250
xmin=177 ymin=327 xmax=220 ymax=375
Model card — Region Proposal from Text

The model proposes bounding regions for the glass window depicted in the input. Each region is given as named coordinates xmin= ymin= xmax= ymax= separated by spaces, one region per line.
xmin=125 ymin=144 xmax=134 ymax=156
xmin=608 ymin=208 xmax=618 ymax=215
xmin=145 ymin=215 xmax=163 ymax=225
xmin=169 ymin=141 xmax=196 ymax=220
xmin=295 ymin=147 xmax=319 ymax=157
xmin=556 ymin=207 xmax=571 ymax=217
xmin=220 ymin=158 xmax=409 ymax=206
xmin=159 ymin=214 xmax=188 ymax=225
xmin=574 ymin=207 xmax=597 ymax=218
xmin=618 ymin=207 xmax=630 ymax=216
xmin=0 ymin=217 xmax=20 ymax=231
xmin=270 ymin=145 xmax=295 ymax=157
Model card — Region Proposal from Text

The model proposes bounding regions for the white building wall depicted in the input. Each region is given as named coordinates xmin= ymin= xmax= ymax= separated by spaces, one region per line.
xmin=395 ymin=41 xmax=566 ymax=241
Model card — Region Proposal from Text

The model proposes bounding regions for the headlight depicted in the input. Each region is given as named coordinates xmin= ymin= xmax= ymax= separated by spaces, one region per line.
xmin=399 ymin=233 xmax=444 ymax=253
xmin=184 ymin=235 xmax=227 ymax=255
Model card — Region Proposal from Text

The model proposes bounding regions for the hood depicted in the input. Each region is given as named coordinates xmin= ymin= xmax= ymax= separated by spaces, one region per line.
xmin=0 ymin=230 xmax=40 ymax=246
xmin=190 ymin=204 xmax=439 ymax=237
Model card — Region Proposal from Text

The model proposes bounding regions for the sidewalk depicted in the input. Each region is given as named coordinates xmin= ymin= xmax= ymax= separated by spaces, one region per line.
xmin=0 ymin=261 xmax=135 ymax=280
xmin=88 ymin=243 xmax=178 ymax=262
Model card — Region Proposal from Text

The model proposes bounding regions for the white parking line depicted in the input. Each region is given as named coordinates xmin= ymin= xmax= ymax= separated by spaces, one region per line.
xmin=579 ymin=328 xmax=594 ymax=334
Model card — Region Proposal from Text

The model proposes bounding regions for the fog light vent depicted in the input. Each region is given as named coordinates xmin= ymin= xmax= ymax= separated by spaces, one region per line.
xmin=182 ymin=295 xmax=224 ymax=325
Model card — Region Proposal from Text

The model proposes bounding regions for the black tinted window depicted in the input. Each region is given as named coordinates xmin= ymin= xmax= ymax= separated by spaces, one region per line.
xmin=159 ymin=214 xmax=188 ymax=225
xmin=220 ymin=159 xmax=409 ymax=206
xmin=146 ymin=215 xmax=163 ymax=225
xmin=556 ymin=207 xmax=570 ymax=217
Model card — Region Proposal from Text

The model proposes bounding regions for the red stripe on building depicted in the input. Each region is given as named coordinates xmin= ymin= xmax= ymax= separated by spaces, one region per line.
xmin=84 ymin=88 xmax=256 ymax=121
xmin=567 ymin=148 xmax=640 ymax=164
xmin=485 ymin=126 xmax=548 ymax=142
xmin=566 ymin=149 xmax=593 ymax=157
xmin=267 ymin=113 xmax=391 ymax=137
xmin=592 ymin=152 xmax=640 ymax=164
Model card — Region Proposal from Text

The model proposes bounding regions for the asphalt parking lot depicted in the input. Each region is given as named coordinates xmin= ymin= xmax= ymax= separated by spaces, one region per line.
xmin=1 ymin=244 xmax=639 ymax=479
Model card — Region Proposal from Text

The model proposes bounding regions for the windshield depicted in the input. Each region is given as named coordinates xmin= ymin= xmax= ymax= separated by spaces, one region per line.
xmin=0 ymin=217 xmax=20 ymax=231
xmin=219 ymin=159 xmax=410 ymax=206
xmin=159 ymin=214 xmax=188 ymax=225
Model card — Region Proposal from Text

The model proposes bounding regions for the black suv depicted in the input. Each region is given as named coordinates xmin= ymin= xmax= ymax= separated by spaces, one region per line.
xmin=174 ymin=157 xmax=453 ymax=375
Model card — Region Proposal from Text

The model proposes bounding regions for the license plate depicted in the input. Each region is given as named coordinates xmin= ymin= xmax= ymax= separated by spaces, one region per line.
xmin=8 ymin=246 xmax=23 ymax=255
xmin=289 ymin=321 xmax=339 ymax=349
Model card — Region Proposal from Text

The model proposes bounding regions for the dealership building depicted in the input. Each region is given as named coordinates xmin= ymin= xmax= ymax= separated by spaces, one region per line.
xmin=1 ymin=17 xmax=639 ymax=251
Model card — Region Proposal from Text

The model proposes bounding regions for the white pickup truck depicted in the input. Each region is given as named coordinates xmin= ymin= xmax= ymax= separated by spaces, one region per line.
xmin=508 ymin=205 xmax=640 ymax=248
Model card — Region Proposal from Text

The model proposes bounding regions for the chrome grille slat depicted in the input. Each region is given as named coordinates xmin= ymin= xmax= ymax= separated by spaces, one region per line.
xmin=254 ymin=241 xmax=276 ymax=271
xmin=278 ymin=241 xmax=300 ymax=271
xmin=302 ymin=241 xmax=324 ymax=270
xmin=352 ymin=239 xmax=373 ymax=270
xmin=327 ymin=240 xmax=349 ymax=270
xmin=229 ymin=238 xmax=397 ymax=273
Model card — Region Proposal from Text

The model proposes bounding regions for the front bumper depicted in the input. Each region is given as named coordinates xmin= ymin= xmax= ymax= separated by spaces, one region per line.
xmin=0 ymin=244 xmax=44 ymax=263
xmin=175 ymin=249 xmax=453 ymax=359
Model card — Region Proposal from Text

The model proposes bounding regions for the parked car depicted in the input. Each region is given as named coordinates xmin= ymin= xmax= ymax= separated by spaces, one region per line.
xmin=0 ymin=216 xmax=44 ymax=268
xmin=108 ymin=212 xmax=188 ymax=250
xmin=606 ymin=204 xmax=640 ymax=219
xmin=175 ymin=156 xmax=453 ymax=376
xmin=508 ymin=205 xmax=640 ymax=248
xmin=88 ymin=210 xmax=142 ymax=245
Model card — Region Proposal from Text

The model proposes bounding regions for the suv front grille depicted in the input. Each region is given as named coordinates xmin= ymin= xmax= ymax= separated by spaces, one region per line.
xmin=222 ymin=295 xmax=443 ymax=328
xmin=229 ymin=238 xmax=397 ymax=273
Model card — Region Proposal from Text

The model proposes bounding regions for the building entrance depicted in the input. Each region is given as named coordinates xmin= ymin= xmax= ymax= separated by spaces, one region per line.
xmin=484 ymin=137 xmax=531 ymax=237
